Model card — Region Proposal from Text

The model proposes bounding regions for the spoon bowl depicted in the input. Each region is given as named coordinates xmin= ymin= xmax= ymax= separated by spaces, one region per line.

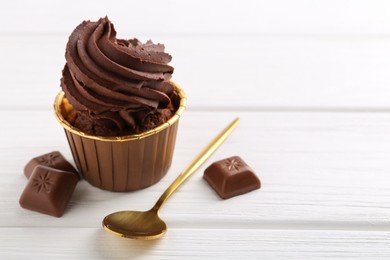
xmin=103 ymin=210 xmax=166 ymax=240
xmin=102 ymin=118 xmax=240 ymax=240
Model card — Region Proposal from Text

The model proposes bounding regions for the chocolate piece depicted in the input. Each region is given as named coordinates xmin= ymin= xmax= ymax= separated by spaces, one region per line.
xmin=24 ymin=151 xmax=78 ymax=179
xmin=203 ymin=156 xmax=260 ymax=199
xmin=19 ymin=166 xmax=79 ymax=217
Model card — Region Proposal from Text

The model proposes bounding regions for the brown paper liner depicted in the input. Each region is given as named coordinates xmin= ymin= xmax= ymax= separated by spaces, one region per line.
xmin=54 ymin=81 xmax=186 ymax=192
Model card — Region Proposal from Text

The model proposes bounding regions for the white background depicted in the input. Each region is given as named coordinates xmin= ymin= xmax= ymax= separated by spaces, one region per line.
xmin=1 ymin=1 xmax=390 ymax=259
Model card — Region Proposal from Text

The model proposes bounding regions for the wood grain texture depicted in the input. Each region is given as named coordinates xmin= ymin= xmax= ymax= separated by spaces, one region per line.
xmin=2 ymin=2 xmax=390 ymax=258
xmin=2 ymin=111 xmax=390 ymax=233
xmin=2 ymin=35 xmax=390 ymax=110
xmin=2 ymin=0 xmax=390 ymax=35
xmin=1 ymin=228 xmax=390 ymax=259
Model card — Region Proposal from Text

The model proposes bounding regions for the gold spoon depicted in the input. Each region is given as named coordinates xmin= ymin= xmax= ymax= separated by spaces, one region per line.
xmin=102 ymin=118 xmax=240 ymax=240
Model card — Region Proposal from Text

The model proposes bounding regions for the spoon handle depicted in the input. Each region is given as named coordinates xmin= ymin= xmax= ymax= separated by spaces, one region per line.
xmin=152 ymin=117 xmax=240 ymax=211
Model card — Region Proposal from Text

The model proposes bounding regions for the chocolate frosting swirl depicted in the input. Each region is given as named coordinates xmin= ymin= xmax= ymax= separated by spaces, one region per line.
xmin=61 ymin=17 xmax=175 ymax=136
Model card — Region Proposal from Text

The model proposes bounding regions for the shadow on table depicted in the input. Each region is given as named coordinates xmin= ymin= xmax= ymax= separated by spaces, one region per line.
xmin=93 ymin=228 xmax=163 ymax=258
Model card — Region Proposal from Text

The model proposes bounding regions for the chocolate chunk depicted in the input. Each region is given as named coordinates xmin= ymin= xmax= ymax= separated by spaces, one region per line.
xmin=203 ymin=156 xmax=261 ymax=199
xmin=24 ymin=151 xmax=78 ymax=179
xmin=19 ymin=165 xmax=79 ymax=217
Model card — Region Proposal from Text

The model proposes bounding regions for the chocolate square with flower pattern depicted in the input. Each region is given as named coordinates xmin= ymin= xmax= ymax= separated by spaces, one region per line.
xmin=24 ymin=151 xmax=78 ymax=179
xmin=203 ymin=156 xmax=260 ymax=199
xmin=19 ymin=165 xmax=79 ymax=217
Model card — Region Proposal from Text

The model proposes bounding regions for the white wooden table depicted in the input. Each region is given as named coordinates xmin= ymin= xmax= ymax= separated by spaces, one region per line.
xmin=1 ymin=1 xmax=390 ymax=259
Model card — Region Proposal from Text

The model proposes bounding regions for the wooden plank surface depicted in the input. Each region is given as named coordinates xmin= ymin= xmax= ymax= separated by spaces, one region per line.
xmin=2 ymin=111 xmax=390 ymax=232
xmin=2 ymin=1 xmax=390 ymax=258
xmin=1 ymin=228 xmax=390 ymax=259
xmin=2 ymin=0 xmax=390 ymax=35
xmin=2 ymin=35 xmax=390 ymax=110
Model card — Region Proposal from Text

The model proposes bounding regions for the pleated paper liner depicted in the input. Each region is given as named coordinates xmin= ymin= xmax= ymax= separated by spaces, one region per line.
xmin=54 ymin=81 xmax=186 ymax=192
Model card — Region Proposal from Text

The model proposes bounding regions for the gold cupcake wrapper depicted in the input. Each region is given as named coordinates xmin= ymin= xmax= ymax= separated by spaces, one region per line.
xmin=54 ymin=81 xmax=186 ymax=192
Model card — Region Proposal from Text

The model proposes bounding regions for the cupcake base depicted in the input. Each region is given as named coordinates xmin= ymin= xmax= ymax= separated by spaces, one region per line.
xmin=54 ymin=81 xmax=186 ymax=192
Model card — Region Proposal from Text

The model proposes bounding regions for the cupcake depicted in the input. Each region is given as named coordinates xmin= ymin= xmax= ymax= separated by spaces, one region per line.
xmin=54 ymin=17 xmax=186 ymax=192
